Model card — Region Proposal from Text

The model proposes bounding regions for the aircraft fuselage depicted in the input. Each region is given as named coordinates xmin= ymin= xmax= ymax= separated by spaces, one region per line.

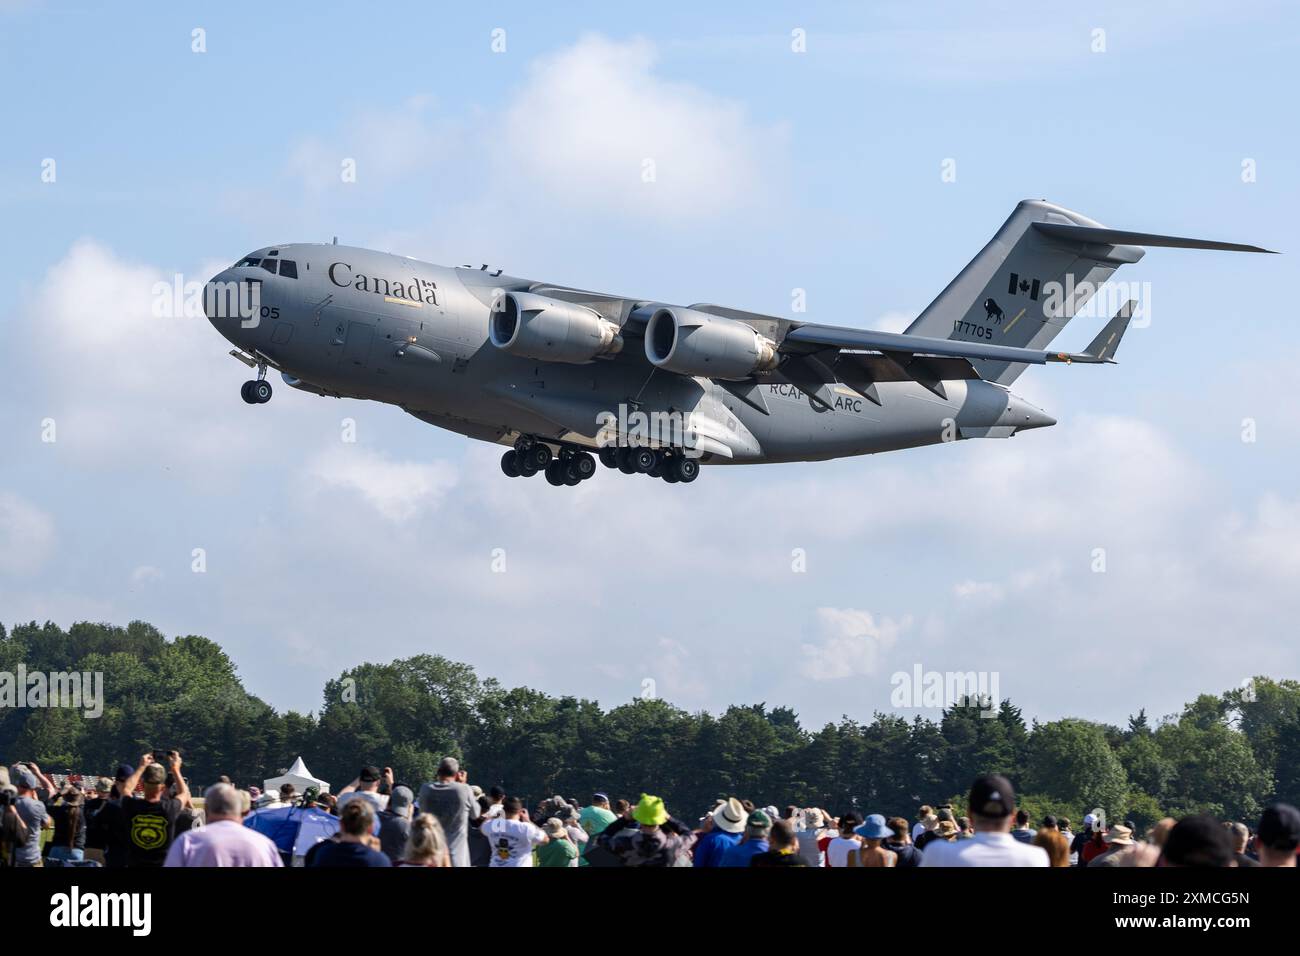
xmin=204 ymin=243 xmax=1053 ymax=467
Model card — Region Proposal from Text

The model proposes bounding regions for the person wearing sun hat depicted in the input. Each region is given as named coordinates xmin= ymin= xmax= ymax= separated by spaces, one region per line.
xmin=693 ymin=796 xmax=746 ymax=867
xmin=536 ymin=817 xmax=579 ymax=867
xmin=609 ymin=793 xmax=696 ymax=866
xmin=933 ymin=819 xmax=959 ymax=841
xmin=1087 ymin=822 xmax=1142 ymax=867
xmin=632 ymin=793 xmax=668 ymax=825
xmin=719 ymin=808 xmax=774 ymax=867
xmin=850 ymin=813 xmax=898 ymax=867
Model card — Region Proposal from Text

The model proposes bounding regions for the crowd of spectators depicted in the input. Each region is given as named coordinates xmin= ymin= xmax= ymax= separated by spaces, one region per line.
xmin=4 ymin=755 xmax=1297 ymax=869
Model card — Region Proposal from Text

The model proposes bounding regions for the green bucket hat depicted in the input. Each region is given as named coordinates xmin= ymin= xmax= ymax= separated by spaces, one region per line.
xmin=632 ymin=793 xmax=668 ymax=826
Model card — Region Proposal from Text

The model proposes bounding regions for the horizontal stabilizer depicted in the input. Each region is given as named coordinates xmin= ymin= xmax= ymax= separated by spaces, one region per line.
xmin=1033 ymin=221 xmax=1277 ymax=254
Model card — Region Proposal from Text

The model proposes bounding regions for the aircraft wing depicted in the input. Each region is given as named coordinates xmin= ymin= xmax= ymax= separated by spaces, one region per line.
xmin=780 ymin=323 xmax=1112 ymax=366
xmin=768 ymin=300 xmax=1137 ymax=404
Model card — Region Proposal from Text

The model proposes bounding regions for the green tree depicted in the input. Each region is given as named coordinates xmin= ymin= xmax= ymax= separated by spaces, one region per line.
xmin=1024 ymin=718 xmax=1128 ymax=819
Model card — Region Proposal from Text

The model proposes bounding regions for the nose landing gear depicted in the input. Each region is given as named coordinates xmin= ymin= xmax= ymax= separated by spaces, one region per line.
xmin=241 ymin=379 xmax=272 ymax=404
xmin=240 ymin=357 xmax=273 ymax=404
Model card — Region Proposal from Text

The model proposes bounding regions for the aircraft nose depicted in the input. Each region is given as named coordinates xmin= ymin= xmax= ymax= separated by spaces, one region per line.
xmin=203 ymin=268 xmax=236 ymax=325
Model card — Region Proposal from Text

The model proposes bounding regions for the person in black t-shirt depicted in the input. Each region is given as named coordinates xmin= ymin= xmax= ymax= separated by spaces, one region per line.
xmin=118 ymin=752 xmax=190 ymax=868
xmin=882 ymin=816 xmax=924 ymax=867
xmin=749 ymin=820 xmax=808 ymax=867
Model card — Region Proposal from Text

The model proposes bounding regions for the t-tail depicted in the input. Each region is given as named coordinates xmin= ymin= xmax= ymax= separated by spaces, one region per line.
xmin=903 ymin=199 xmax=1276 ymax=385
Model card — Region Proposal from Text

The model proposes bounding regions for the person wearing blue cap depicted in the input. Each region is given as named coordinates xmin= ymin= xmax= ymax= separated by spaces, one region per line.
xmin=850 ymin=814 xmax=897 ymax=867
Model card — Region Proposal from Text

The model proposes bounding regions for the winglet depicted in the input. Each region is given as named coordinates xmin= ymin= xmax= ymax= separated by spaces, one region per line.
xmin=1083 ymin=299 xmax=1136 ymax=363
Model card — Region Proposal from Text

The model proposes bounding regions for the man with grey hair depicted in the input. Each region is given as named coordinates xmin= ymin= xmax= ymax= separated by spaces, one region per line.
xmin=418 ymin=756 xmax=480 ymax=867
xmin=164 ymin=783 xmax=282 ymax=867
xmin=1224 ymin=821 xmax=1257 ymax=867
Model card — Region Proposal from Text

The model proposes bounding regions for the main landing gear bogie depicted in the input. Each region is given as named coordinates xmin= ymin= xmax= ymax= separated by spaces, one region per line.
xmin=602 ymin=445 xmax=699 ymax=485
xmin=500 ymin=439 xmax=596 ymax=486
xmin=501 ymin=436 xmax=701 ymax=487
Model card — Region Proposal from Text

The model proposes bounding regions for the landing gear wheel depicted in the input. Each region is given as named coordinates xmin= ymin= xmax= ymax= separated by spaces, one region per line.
xmin=616 ymin=448 xmax=636 ymax=475
xmin=674 ymin=456 xmax=700 ymax=483
xmin=662 ymin=468 xmax=680 ymax=484
xmin=250 ymin=380 xmax=272 ymax=404
xmin=545 ymin=461 xmax=566 ymax=486
xmin=501 ymin=450 xmax=521 ymax=478
xmin=598 ymin=447 xmax=619 ymax=469
xmin=518 ymin=457 xmax=539 ymax=478
xmin=631 ymin=447 xmax=657 ymax=473
xmin=528 ymin=444 xmax=553 ymax=471
xmin=240 ymin=381 xmax=257 ymax=404
xmin=563 ymin=461 xmax=582 ymax=486
xmin=573 ymin=452 xmax=596 ymax=480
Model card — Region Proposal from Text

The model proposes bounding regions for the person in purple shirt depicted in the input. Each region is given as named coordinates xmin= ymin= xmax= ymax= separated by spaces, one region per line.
xmin=165 ymin=784 xmax=282 ymax=867
xmin=719 ymin=810 xmax=772 ymax=867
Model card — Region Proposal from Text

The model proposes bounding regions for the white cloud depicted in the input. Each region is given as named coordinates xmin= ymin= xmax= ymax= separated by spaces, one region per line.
xmin=303 ymin=445 xmax=457 ymax=521
xmin=499 ymin=34 xmax=785 ymax=221
xmin=954 ymin=564 xmax=1063 ymax=607
xmin=130 ymin=565 xmax=163 ymax=585
xmin=0 ymin=492 xmax=55 ymax=574
xmin=287 ymin=95 xmax=451 ymax=192
xmin=800 ymin=607 xmax=910 ymax=680
xmin=1226 ymin=493 xmax=1300 ymax=580
xmin=873 ymin=310 xmax=915 ymax=333
xmin=20 ymin=240 xmax=278 ymax=481
xmin=953 ymin=579 xmax=1005 ymax=603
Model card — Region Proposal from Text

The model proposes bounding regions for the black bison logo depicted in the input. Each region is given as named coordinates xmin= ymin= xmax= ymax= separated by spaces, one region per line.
xmin=983 ymin=298 xmax=1004 ymax=324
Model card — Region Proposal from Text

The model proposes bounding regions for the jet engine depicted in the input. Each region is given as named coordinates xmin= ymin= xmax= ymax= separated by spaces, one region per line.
xmin=643 ymin=307 xmax=778 ymax=380
xmin=489 ymin=291 xmax=623 ymax=364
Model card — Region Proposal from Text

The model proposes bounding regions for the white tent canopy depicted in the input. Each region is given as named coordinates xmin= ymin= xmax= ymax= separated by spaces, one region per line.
xmin=263 ymin=756 xmax=329 ymax=795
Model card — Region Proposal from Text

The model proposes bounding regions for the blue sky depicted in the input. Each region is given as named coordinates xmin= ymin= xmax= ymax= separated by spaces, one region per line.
xmin=1 ymin=1 xmax=1297 ymax=730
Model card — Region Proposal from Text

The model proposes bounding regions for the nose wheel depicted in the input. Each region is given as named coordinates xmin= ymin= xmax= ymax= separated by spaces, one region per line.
xmin=239 ymin=357 xmax=273 ymax=404
xmin=241 ymin=379 xmax=272 ymax=404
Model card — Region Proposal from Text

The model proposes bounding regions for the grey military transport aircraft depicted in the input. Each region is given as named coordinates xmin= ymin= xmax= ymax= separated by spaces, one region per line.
xmin=204 ymin=200 xmax=1272 ymax=487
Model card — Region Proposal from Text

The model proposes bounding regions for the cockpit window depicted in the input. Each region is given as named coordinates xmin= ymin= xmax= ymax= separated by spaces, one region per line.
xmin=237 ymin=257 xmax=261 ymax=268
xmin=280 ymin=259 xmax=298 ymax=279
xmin=260 ymin=259 xmax=278 ymax=275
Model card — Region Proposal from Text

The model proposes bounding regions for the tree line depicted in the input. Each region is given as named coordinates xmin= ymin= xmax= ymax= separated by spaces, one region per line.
xmin=3 ymin=620 xmax=1297 ymax=828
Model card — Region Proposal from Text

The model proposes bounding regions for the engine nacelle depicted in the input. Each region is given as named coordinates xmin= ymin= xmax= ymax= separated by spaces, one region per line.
xmin=489 ymin=291 xmax=622 ymax=364
xmin=643 ymin=307 xmax=778 ymax=380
